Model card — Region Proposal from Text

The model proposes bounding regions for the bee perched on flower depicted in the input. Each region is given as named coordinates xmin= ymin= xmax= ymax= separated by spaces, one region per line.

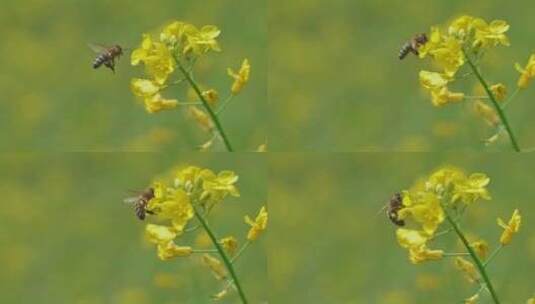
xmin=129 ymin=21 xmax=254 ymax=151
xmin=388 ymin=166 xmax=521 ymax=304
xmin=407 ymin=15 xmax=532 ymax=151
xmin=129 ymin=165 xmax=267 ymax=303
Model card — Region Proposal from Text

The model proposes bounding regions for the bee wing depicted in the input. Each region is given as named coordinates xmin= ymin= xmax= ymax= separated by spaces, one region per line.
xmin=375 ymin=204 xmax=388 ymax=217
xmin=88 ymin=43 xmax=108 ymax=53
xmin=123 ymin=197 xmax=139 ymax=205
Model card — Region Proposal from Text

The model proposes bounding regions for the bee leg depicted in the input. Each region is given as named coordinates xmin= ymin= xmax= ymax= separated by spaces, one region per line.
xmin=146 ymin=209 xmax=155 ymax=215
xmin=409 ymin=48 xmax=419 ymax=56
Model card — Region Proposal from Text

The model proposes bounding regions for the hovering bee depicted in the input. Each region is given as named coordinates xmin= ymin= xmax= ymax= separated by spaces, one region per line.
xmin=399 ymin=33 xmax=428 ymax=60
xmin=88 ymin=43 xmax=124 ymax=72
xmin=123 ymin=187 xmax=155 ymax=220
xmin=377 ymin=192 xmax=405 ymax=226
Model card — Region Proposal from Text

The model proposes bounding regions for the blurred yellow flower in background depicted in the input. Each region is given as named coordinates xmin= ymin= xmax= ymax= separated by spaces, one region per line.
xmin=228 ymin=59 xmax=251 ymax=95
xmin=515 ymin=54 xmax=535 ymax=89
xmin=455 ymin=257 xmax=479 ymax=283
xmin=490 ymin=83 xmax=507 ymax=101
xmin=497 ymin=209 xmax=521 ymax=245
xmin=245 ymin=206 xmax=268 ymax=241
xmin=202 ymin=254 xmax=227 ymax=280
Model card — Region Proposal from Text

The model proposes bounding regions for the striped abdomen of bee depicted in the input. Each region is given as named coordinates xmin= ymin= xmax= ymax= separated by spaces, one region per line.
xmin=399 ymin=33 xmax=428 ymax=60
xmin=92 ymin=45 xmax=123 ymax=71
xmin=387 ymin=192 xmax=405 ymax=226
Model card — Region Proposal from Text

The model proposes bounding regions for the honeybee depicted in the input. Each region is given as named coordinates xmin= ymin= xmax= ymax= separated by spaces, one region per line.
xmin=88 ymin=43 xmax=124 ymax=72
xmin=123 ymin=188 xmax=155 ymax=220
xmin=377 ymin=192 xmax=405 ymax=226
xmin=399 ymin=33 xmax=428 ymax=60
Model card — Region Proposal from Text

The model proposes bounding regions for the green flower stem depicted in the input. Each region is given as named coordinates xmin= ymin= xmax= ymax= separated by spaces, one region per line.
xmin=462 ymin=49 xmax=521 ymax=152
xmin=193 ymin=207 xmax=248 ymax=304
xmin=192 ymin=249 xmax=218 ymax=254
xmin=174 ymin=57 xmax=234 ymax=151
xmin=442 ymin=252 xmax=470 ymax=257
xmin=444 ymin=211 xmax=500 ymax=304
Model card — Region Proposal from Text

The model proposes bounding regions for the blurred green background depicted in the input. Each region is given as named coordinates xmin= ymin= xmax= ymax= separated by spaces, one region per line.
xmin=0 ymin=153 xmax=267 ymax=303
xmin=269 ymin=153 xmax=535 ymax=303
xmin=0 ymin=0 xmax=266 ymax=151
xmin=269 ymin=0 xmax=535 ymax=151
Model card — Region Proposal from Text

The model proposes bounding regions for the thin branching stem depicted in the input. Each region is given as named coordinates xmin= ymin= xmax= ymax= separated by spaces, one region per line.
xmin=442 ymin=252 xmax=470 ymax=257
xmin=231 ymin=240 xmax=251 ymax=263
xmin=216 ymin=94 xmax=234 ymax=115
xmin=463 ymin=48 xmax=521 ymax=151
xmin=193 ymin=206 xmax=248 ymax=303
xmin=484 ymin=245 xmax=503 ymax=267
xmin=174 ymin=55 xmax=234 ymax=151
xmin=501 ymin=87 xmax=520 ymax=110
xmin=444 ymin=210 xmax=500 ymax=304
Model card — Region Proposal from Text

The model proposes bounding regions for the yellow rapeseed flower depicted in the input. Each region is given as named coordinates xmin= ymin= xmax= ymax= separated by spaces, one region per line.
xmin=144 ymin=93 xmax=178 ymax=114
xmin=147 ymin=185 xmax=194 ymax=232
xmin=202 ymin=89 xmax=219 ymax=106
xmin=497 ymin=209 xmax=521 ymax=245
xmin=174 ymin=166 xmax=203 ymax=189
xmin=451 ymin=173 xmax=491 ymax=205
xmin=202 ymin=254 xmax=227 ymax=280
xmin=470 ymin=240 xmax=489 ymax=259
xmin=490 ymin=83 xmax=507 ymax=101
xmin=183 ymin=24 xmax=222 ymax=55
xmin=157 ymin=242 xmax=193 ymax=260
xmin=245 ymin=206 xmax=268 ymax=241
xmin=396 ymin=228 xmax=428 ymax=248
xmin=473 ymin=100 xmax=500 ymax=127
xmin=399 ymin=191 xmax=445 ymax=235
xmin=465 ymin=293 xmax=479 ymax=304
xmin=131 ymin=34 xmax=176 ymax=84
xmin=228 ymin=59 xmax=251 ymax=95
xmin=455 ymin=257 xmax=479 ymax=283
xmin=430 ymin=86 xmax=465 ymax=107
xmin=146 ymin=224 xmax=177 ymax=245
xmin=131 ymin=78 xmax=162 ymax=97
xmin=188 ymin=106 xmax=214 ymax=132
xmin=432 ymin=35 xmax=465 ymax=77
xmin=515 ymin=54 xmax=535 ymax=89
xmin=419 ymin=71 xmax=450 ymax=89
xmin=472 ymin=18 xmax=510 ymax=48
xmin=419 ymin=71 xmax=464 ymax=106
xmin=449 ymin=15 xmax=475 ymax=39
xmin=396 ymin=228 xmax=443 ymax=264
xmin=201 ymin=170 xmax=240 ymax=202
xmin=219 ymin=236 xmax=238 ymax=256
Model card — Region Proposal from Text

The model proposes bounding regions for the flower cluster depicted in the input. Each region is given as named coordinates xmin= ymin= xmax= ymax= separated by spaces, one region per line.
xmin=129 ymin=20 xmax=252 ymax=151
xmin=136 ymin=165 xmax=267 ymax=301
xmin=417 ymin=15 xmax=510 ymax=107
xmin=391 ymin=166 xmax=521 ymax=302
xmin=130 ymin=21 xmax=221 ymax=113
